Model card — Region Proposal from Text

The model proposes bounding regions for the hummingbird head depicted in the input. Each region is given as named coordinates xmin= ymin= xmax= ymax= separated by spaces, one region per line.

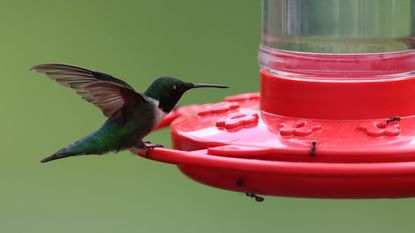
xmin=144 ymin=77 xmax=228 ymax=113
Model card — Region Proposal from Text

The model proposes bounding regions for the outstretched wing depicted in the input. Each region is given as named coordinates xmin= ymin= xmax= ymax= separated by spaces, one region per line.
xmin=32 ymin=63 xmax=147 ymax=125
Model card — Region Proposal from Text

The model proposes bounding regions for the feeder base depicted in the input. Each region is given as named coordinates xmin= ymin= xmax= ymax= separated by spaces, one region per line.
xmin=132 ymin=91 xmax=415 ymax=198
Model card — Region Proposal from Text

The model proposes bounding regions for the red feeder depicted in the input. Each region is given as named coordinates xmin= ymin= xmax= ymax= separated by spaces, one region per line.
xmin=132 ymin=0 xmax=415 ymax=198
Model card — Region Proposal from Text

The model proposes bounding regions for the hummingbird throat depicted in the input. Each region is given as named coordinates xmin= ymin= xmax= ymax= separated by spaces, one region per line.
xmin=149 ymin=98 xmax=169 ymax=127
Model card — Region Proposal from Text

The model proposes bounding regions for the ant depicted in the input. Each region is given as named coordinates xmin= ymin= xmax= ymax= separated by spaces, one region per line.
xmin=310 ymin=140 xmax=318 ymax=156
xmin=236 ymin=179 xmax=244 ymax=187
xmin=236 ymin=179 xmax=265 ymax=202
xmin=245 ymin=192 xmax=265 ymax=202
xmin=386 ymin=116 xmax=401 ymax=124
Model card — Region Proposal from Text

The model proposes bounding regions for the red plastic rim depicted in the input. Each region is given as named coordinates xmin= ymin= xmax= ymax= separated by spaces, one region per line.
xmin=131 ymin=146 xmax=415 ymax=198
xmin=131 ymin=91 xmax=415 ymax=198
xmin=132 ymin=147 xmax=415 ymax=177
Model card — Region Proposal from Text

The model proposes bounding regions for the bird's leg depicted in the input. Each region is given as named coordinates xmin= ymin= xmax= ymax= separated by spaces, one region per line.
xmin=144 ymin=144 xmax=164 ymax=158
xmin=142 ymin=140 xmax=164 ymax=149
xmin=142 ymin=140 xmax=164 ymax=158
xmin=142 ymin=140 xmax=164 ymax=148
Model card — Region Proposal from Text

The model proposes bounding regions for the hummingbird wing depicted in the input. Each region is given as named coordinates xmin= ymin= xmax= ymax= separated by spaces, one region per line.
xmin=31 ymin=63 xmax=147 ymax=125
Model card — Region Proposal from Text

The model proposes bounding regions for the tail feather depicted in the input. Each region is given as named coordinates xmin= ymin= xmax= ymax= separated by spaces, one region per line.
xmin=40 ymin=119 xmax=128 ymax=163
xmin=40 ymin=147 xmax=99 ymax=163
xmin=40 ymin=147 xmax=79 ymax=163
xmin=40 ymin=154 xmax=63 ymax=163
xmin=40 ymin=144 xmax=100 ymax=163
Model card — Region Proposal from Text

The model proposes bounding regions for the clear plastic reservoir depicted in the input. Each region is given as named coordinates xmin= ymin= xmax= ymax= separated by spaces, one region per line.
xmin=260 ymin=0 xmax=415 ymax=79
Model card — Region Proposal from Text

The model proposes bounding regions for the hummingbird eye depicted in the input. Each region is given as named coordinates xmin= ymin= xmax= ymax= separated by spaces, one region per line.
xmin=173 ymin=85 xmax=177 ymax=90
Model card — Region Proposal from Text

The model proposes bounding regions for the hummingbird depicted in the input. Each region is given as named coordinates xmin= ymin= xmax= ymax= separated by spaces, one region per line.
xmin=32 ymin=64 xmax=228 ymax=163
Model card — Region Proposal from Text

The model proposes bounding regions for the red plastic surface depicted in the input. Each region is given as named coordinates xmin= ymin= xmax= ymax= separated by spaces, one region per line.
xmin=133 ymin=50 xmax=415 ymax=199
xmin=131 ymin=147 xmax=415 ymax=198
xmin=131 ymin=88 xmax=415 ymax=198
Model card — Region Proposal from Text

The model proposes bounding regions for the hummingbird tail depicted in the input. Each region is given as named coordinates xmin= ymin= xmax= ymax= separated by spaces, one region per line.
xmin=40 ymin=153 xmax=62 ymax=163
xmin=40 ymin=120 xmax=127 ymax=163
xmin=40 ymin=146 xmax=80 ymax=163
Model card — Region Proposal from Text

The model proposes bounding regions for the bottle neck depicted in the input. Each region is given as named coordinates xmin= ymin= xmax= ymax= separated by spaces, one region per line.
xmin=259 ymin=46 xmax=415 ymax=80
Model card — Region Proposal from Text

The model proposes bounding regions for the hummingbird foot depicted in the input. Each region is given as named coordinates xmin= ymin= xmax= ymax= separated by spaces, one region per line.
xmin=144 ymin=143 xmax=164 ymax=158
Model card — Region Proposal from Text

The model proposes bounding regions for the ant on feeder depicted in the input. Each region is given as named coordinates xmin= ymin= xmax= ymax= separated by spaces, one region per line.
xmin=386 ymin=116 xmax=401 ymax=124
xmin=236 ymin=179 xmax=264 ymax=202
xmin=236 ymin=178 xmax=244 ymax=187
xmin=310 ymin=140 xmax=318 ymax=156
xmin=245 ymin=192 xmax=264 ymax=202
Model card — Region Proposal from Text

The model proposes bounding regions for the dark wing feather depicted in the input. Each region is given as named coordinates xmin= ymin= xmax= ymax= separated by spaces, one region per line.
xmin=32 ymin=64 xmax=146 ymax=124
xmin=82 ymin=81 xmax=145 ymax=120
xmin=31 ymin=63 xmax=133 ymax=89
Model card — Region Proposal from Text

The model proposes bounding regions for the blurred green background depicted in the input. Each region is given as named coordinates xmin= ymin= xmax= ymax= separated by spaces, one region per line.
xmin=2 ymin=0 xmax=415 ymax=232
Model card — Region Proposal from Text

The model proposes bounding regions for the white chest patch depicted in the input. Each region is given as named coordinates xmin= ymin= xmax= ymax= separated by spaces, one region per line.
xmin=149 ymin=98 xmax=168 ymax=128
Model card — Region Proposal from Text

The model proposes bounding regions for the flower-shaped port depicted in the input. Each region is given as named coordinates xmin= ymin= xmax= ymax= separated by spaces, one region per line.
xmin=357 ymin=121 xmax=400 ymax=137
xmin=198 ymin=102 xmax=240 ymax=116
xmin=216 ymin=113 xmax=259 ymax=130
xmin=279 ymin=120 xmax=322 ymax=137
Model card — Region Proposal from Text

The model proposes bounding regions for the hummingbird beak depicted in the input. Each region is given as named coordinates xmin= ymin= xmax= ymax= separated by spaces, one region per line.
xmin=191 ymin=83 xmax=228 ymax=89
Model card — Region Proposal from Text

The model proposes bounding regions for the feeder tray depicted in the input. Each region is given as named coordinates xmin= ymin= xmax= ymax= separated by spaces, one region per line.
xmin=132 ymin=68 xmax=415 ymax=198
xmin=131 ymin=0 xmax=415 ymax=199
